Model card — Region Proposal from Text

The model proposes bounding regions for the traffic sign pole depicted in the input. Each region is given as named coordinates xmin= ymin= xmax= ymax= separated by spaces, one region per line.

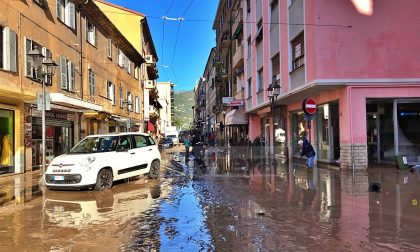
xmin=302 ymin=98 xmax=317 ymax=143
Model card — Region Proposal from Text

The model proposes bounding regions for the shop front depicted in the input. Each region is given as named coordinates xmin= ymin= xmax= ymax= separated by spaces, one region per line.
xmin=225 ymin=107 xmax=248 ymax=145
xmin=289 ymin=101 xmax=340 ymax=164
xmin=366 ymin=99 xmax=420 ymax=165
xmin=0 ymin=108 xmax=15 ymax=175
xmin=31 ymin=109 xmax=75 ymax=169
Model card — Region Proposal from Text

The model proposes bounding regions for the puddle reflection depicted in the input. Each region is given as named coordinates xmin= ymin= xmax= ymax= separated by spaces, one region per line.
xmin=199 ymin=147 xmax=420 ymax=251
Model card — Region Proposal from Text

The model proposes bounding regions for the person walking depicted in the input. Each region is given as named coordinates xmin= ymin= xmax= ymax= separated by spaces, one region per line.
xmin=298 ymin=138 xmax=316 ymax=169
xmin=210 ymin=131 xmax=215 ymax=146
xmin=184 ymin=134 xmax=191 ymax=161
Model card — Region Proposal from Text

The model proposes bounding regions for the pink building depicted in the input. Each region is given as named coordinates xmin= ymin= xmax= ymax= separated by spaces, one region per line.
xmin=243 ymin=0 xmax=420 ymax=169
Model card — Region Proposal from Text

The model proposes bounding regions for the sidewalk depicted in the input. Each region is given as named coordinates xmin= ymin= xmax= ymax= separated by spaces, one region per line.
xmin=0 ymin=170 xmax=42 ymax=207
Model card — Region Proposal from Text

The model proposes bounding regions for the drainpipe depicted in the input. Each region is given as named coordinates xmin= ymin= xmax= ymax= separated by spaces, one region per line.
xmin=78 ymin=4 xmax=84 ymax=142
xmin=349 ymin=87 xmax=355 ymax=178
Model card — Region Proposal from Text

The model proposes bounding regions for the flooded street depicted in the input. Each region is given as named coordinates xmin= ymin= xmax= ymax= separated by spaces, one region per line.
xmin=1 ymin=146 xmax=420 ymax=251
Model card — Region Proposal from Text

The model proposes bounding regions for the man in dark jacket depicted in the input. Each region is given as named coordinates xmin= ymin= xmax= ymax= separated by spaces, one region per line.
xmin=298 ymin=139 xmax=316 ymax=168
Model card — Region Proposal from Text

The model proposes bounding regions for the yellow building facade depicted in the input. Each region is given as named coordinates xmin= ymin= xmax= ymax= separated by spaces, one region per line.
xmin=0 ymin=0 xmax=146 ymax=174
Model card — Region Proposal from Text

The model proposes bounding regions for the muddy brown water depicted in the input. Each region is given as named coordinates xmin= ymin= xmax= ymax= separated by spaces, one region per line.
xmin=1 ymin=147 xmax=420 ymax=251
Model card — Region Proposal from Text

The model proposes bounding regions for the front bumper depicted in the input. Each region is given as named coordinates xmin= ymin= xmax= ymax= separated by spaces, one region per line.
xmin=45 ymin=174 xmax=82 ymax=185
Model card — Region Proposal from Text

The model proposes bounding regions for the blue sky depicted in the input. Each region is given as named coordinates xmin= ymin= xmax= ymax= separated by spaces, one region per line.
xmin=106 ymin=0 xmax=218 ymax=91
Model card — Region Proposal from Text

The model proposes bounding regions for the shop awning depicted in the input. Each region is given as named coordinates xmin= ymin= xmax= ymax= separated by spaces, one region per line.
xmin=147 ymin=121 xmax=155 ymax=132
xmin=50 ymin=93 xmax=103 ymax=111
xmin=225 ymin=107 xmax=248 ymax=126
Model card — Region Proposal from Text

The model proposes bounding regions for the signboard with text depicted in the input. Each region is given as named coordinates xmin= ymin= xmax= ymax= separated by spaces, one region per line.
xmin=222 ymin=97 xmax=233 ymax=104
xmin=227 ymin=99 xmax=245 ymax=107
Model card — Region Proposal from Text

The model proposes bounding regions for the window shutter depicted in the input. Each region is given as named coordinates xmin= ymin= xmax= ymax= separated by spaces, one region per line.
xmin=24 ymin=38 xmax=32 ymax=77
xmin=112 ymin=84 xmax=116 ymax=105
xmin=57 ymin=0 xmax=64 ymax=21
xmin=60 ymin=57 xmax=68 ymax=89
xmin=3 ymin=28 xmax=17 ymax=72
xmin=106 ymin=81 xmax=110 ymax=99
xmin=69 ymin=2 xmax=76 ymax=29
xmin=69 ymin=61 xmax=75 ymax=91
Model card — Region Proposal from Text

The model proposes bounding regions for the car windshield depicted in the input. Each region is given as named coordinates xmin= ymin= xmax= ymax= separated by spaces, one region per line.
xmin=70 ymin=136 xmax=118 ymax=154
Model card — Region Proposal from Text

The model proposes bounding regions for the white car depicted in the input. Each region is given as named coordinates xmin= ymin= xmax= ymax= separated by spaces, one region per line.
xmin=44 ymin=133 xmax=161 ymax=190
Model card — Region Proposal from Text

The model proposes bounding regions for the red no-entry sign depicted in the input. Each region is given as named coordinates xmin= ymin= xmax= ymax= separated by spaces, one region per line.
xmin=302 ymin=98 xmax=317 ymax=115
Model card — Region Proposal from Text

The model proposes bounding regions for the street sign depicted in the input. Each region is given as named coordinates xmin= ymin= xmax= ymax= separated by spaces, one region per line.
xmin=227 ymin=99 xmax=244 ymax=107
xmin=37 ymin=92 xmax=51 ymax=111
xmin=302 ymin=98 xmax=316 ymax=115
xmin=222 ymin=97 xmax=233 ymax=104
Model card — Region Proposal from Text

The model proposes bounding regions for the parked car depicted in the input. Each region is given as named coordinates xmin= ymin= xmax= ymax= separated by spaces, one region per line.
xmin=44 ymin=133 xmax=161 ymax=191
xmin=159 ymin=137 xmax=174 ymax=149
xmin=166 ymin=134 xmax=179 ymax=145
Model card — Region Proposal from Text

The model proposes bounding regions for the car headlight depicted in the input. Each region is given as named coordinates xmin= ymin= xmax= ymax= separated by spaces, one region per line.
xmin=79 ymin=156 xmax=96 ymax=166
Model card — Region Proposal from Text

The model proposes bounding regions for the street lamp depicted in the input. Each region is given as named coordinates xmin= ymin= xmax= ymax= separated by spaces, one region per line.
xmin=267 ymin=77 xmax=281 ymax=155
xmin=27 ymin=48 xmax=58 ymax=180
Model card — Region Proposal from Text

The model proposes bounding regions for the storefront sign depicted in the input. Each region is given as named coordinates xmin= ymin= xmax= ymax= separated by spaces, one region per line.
xmin=227 ymin=99 xmax=244 ymax=107
xmin=302 ymin=98 xmax=317 ymax=115
xmin=222 ymin=97 xmax=233 ymax=104
xmin=32 ymin=110 xmax=70 ymax=120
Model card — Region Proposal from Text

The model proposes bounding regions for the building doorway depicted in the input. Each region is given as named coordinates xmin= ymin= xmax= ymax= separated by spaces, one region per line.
xmin=315 ymin=102 xmax=340 ymax=163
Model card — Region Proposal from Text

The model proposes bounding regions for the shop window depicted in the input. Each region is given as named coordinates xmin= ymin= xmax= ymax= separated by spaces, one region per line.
xmin=86 ymin=19 xmax=97 ymax=46
xmin=291 ymin=32 xmax=305 ymax=71
xmin=0 ymin=109 xmax=14 ymax=174
xmin=0 ymin=26 xmax=17 ymax=72
xmin=397 ymin=103 xmax=420 ymax=161
xmin=56 ymin=0 xmax=76 ymax=30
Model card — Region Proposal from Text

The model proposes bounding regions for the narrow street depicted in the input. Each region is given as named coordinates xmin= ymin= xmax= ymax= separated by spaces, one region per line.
xmin=1 ymin=146 xmax=420 ymax=251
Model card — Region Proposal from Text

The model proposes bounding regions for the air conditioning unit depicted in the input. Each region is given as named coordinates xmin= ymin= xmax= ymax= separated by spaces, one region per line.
xmin=145 ymin=80 xmax=154 ymax=89
xmin=145 ymin=55 xmax=155 ymax=64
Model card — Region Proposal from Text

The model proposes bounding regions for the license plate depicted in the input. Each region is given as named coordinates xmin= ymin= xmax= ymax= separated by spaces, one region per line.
xmin=54 ymin=176 xmax=65 ymax=181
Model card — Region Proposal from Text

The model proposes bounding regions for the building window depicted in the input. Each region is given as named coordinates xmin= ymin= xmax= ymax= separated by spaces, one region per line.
xmin=134 ymin=66 xmax=139 ymax=80
xmin=247 ymin=36 xmax=251 ymax=59
xmin=25 ymin=38 xmax=53 ymax=82
xmin=0 ymin=27 xmax=17 ymax=72
xmin=118 ymin=49 xmax=131 ymax=74
xmin=292 ymin=32 xmax=305 ymax=70
xmin=107 ymin=38 xmax=112 ymax=59
xmin=56 ymin=0 xmax=75 ymax=29
xmin=246 ymin=0 xmax=251 ymax=14
xmin=127 ymin=91 xmax=132 ymax=111
xmin=86 ymin=19 xmax=97 ymax=46
xmin=270 ymin=0 xmax=279 ymax=31
xmin=106 ymin=81 xmax=115 ymax=105
xmin=255 ymin=19 xmax=263 ymax=44
xmin=257 ymin=68 xmax=263 ymax=92
xmin=119 ymin=86 xmax=123 ymax=108
xmin=247 ymin=78 xmax=252 ymax=98
xmin=59 ymin=56 xmax=75 ymax=91
xmin=271 ymin=53 xmax=280 ymax=82
xmin=135 ymin=96 xmax=139 ymax=113
xmin=88 ymin=70 xmax=95 ymax=96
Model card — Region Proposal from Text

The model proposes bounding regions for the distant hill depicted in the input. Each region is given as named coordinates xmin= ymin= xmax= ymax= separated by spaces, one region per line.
xmin=173 ymin=91 xmax=194 ymax=130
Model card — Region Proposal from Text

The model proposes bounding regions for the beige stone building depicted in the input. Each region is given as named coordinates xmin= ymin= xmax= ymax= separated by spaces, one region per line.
xmin=0 ymin=0 xmax=150 ymax=174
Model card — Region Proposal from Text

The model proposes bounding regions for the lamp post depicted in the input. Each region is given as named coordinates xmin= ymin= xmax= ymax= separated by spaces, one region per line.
xmin=267 ymin=78 xmax=281 ymax=155
xmin=27 ymin=48 xmax=58 ymax=180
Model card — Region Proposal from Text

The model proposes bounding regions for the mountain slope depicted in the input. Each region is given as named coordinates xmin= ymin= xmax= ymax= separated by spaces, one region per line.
xmin=173 ymin=91 xmax=194 ymax=130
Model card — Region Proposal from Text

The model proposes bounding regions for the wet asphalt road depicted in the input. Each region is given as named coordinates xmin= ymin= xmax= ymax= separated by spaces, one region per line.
xmin=1 ymin=146 xmax=420 ymax=251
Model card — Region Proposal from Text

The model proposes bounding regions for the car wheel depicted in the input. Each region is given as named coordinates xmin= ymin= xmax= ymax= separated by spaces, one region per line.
xmin=147 ymin=160 xmax=160 ymax=179
xmin=94 ymin=169 xmax=113 ymax=191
